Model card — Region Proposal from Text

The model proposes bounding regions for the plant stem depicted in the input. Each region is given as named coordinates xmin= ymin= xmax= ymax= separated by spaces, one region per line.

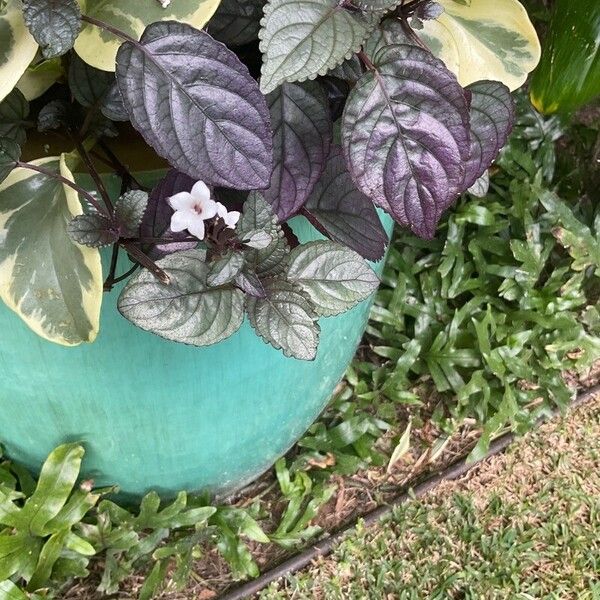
xmin=81 ymin=14 xmax=138 ymax=43
xmin=122 ymin=242 xmax=170 ymax=284
xmin=15 ymin=161 xmax=105 ymax=215
xmin=72 ymin=136 xmax=114 ymax=214
xmin=110 ymin=263 xmax=140 ymax=286
xmin=98 ymin=140 xmax=147 ymax=191
xmin=398 ymin=16 xmax=430 ymax=51
xmin=104 ymin=243 xmax=120 ymax=291
xmin=357 ymin=50 xmax=376 ymax=71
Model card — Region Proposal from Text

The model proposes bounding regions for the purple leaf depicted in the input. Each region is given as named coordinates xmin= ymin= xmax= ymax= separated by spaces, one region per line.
xmin=461 ymin=80 xmax=515 ymax=192
xmin=116 ymin=21 xmax=273 ymax=190
xmin=263 ymin=81 xmax=332 ymax=221
xmin=141 ymin=169 xmax=198 ymax=259
xmin=342 ymin=44 xmax=470 ymax=239
xmin=304 ymin=147 xmax=388 ymax=261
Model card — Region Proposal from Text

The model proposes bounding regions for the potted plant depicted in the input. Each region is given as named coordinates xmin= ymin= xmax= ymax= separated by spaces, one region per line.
xmin=0 ymin=0 xmax=539 ymax=498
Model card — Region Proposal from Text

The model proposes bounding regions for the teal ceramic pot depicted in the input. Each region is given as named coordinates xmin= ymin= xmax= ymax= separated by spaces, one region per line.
xmin=0 ymin=172 xmax=393 ymax=499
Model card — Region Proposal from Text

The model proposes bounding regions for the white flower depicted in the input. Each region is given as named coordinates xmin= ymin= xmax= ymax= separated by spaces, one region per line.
xmin=157 ymin=0 xmax=171 ymax=8
xmin=216 ymin=202 xmax=241 ymax=229
xmin=168 ymin=180 xmax=217 ymax=240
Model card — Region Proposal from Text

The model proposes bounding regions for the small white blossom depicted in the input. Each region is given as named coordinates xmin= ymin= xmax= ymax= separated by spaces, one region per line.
xmin=157 ymin=0 xmax=171 ymax=8
xmin=216 ymin=202 xmax=241 ymax=229
xmin=168 ymin=180 xmax=217 ymax=240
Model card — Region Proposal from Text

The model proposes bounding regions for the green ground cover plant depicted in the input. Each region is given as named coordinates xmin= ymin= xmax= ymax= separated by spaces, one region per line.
xmin=0 ymin=91 xmax=599 ymax=599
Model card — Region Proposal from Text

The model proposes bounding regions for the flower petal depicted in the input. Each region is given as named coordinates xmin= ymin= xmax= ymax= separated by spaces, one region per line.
xmin=186 ymin=215 xmax=206 ymax=240
xmin=225 ymin=211 xmax=241 ymax=228
xmin=168 ymin=191 xmax=195 ymax=211
xmin=216 ymin=202 xmax=228 ymax=219
xmin=170 ymin=209 xmax=196 ymax=232
xmin=200 ymin=198 xmax=218 ymax=220
xmin=191 ymin=180 xmax=211 ymax=203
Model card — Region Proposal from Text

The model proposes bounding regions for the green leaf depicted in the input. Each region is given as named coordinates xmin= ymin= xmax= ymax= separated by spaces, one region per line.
xmin=75 ymin=0 xmax=222 ymax=72
xmin=287 ymin=240 xmax=380 ymax=316
xmin=246 ymin=279 xmax=320 ymax=360
xmin=44 ymin=489 xmax=100 ymax=532
xmin=0 ymin=2 xmax=38 ymax=103
xmin=0 ymin=156 xmax=103 ymax=345
xmin=138 ymin=559 xmax=168 ymax=600
xmin=115 ymin=190 xmax=148 ymax=233
xmin=118 ymin=249 xmax=245 ymax=347
xmin=207 ymin=251 xmax=244 ymax=287
xmin=27 ymin=530 xmax=69 ymax=592
xmin=238 ymin=193 xmax=289 ymax=277
xmin=0 ymin=136 xmax=19 ymax=183
xmin=529 ymin=0 xmax=600 ymax=114
xmin=259 ymin=0 xmax=378 ymax=94
xmin=0 ymin=580 xmax=30 ymax=600
xmin=420 ymin=0 xmax=541 ymax=91
xmin=0 ymin=88 xmax=28 ymax=145
xmin=0 ymin=533 xmax=41 ymax=581
xmin=22 ymin=0 xmax=81 ymax=58
xmin=67 ymin=214 xmax=119 ymax=248
xmin=19 ymin=444 xmax=84 ymax=537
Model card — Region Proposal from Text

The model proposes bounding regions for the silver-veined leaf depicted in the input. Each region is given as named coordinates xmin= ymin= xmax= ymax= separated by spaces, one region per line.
xmin=420 ymin=0 xmax=541 ymax=91
xmin=0 ymin=1 xmax=38 ymax=102
xmin=0 ymin=156 xmax=103 ymax=345
xmin=74 ymin=0 xmax=222 ymax=71
xmin=304 ymin=147 xmax=388 ymax=261
xmin=246 ymin=279 xmax=319 ymax=360
xmin=116 ymin=21 xmax=272 ymax=190
xmin=259 ymin=0 xmax=378 ymax=94
xmin=342 ymin=44 xmax=470 ymax=238
xmin=287 ymin=240 xmax=380 ymax=316
xmin=67 ymin=213 xmax=119 ymax=248
xmin=115 ymin=190 xmax=148 ymax=233
xmin=238 ymin=192 xmax=289 ymax=276
xmin=118 ymin=249 xmax=244 ymax=347
xmin=354 ymin=0 xmax=402 ymax=11
xmin=22 ymin=0 xmax=81 ymax=58
xmin=207 ymin=251 xmax=244 ymax=287
xmin=264 ymin=81 xmax=332 ymax=220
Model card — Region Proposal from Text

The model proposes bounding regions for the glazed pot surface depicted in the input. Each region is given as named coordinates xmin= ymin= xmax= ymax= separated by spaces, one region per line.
xmin=0 ymin=173 xmax=393 ymax=499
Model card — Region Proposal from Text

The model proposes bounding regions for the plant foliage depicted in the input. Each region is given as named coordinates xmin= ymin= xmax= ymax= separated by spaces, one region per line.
xmin=0 ymin=0 xmax=542 ymax=355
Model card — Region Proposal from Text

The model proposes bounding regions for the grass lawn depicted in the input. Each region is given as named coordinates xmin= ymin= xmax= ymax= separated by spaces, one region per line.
xmin=261 ymin=396 xmax=600 ymax=600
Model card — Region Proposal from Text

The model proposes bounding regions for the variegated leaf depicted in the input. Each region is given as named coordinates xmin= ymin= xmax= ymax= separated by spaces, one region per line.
xmin=0 ymin=1 xmax=38 ymax=102
xmin=420 ymin=0 xmax=541 ymax=91
xmin=74 ymin=0 xmax=222 ymax=71
xmin=0 ymin=156 xmax=103 ymax=345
